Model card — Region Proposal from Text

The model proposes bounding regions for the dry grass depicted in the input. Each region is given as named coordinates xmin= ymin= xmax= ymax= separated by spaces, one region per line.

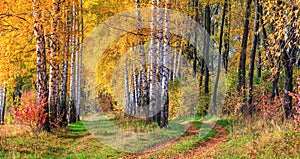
xmin=0 ymin=124 xmax=32 ymax=138
xmin=209 ymin=116 xmax=300 ymax=158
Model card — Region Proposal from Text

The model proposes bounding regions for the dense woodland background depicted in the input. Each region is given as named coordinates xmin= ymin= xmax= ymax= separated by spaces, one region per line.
xmin=0 ymin=0 xmax=299 ymax=158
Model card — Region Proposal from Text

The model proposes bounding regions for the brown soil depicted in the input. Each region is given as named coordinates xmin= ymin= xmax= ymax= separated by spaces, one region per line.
xmin=172 ymin=120 xmax=228 ymax=159
xmin=125 ymin=120 xmax=228 ymax=159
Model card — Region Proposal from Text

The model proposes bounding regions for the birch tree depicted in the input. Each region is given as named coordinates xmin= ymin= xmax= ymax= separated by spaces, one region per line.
xmin=135 ymin=0 xmax=149 ymax=119
xmin=160 ymin=0 xmax=171 ymax=128
xmin=156 ymin=0 xmax=163 ymax=124
xmin=0 ymin=86 xmax=6 ymax=124
xmin=74 ymin=0 xmax=83 ymax=121
xmin=61 ymin=0 xmax=71 ymax=126
xmin=49 ymin=0 xmax=61 ymax=126
xmin=69 ymin=0 xmax=77 ymax=123
xmin=149 ymin=0 xmax=157 ymax=121
xmin=76 ymin=0 xmax=83 ymax=121
xmin=33 ymin=0 xmax=49 ymax=130
xmin=124 ymin=59 xmax=130 ymax=113
xmin=133 ymin=64 xmax=138 ymax=116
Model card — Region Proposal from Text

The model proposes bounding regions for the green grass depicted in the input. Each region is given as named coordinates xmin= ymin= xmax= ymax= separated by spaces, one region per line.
xmin=148 ymin=120 xmax=217 ymax=158
xmin=0 ymin=116 xmax=221 ymax=158
xmin=83 ymin=114 xmax=188 ymax=153
xmin=0 ymin=122 xmax=128 ymax=158
xmin=7 ymin=117 xmax=290 ymax=158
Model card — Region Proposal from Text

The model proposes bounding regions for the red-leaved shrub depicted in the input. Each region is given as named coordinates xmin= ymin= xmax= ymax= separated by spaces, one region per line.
xmin=253 ymin=94 xmax=284 ymax=121
xmin=14 ymin=91 xmax=47 ymax=130
xmin=288 ymin=78 xmax=300 ymax=128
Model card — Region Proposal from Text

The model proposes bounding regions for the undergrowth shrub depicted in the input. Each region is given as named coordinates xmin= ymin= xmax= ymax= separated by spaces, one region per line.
xmin=13 ymin=91 xmax=47 ymax=130
xmin=114 ymin=113 xmax=159 ymax=133
xmin=253 ymin=94 xmax=285 ymax=121
xmin=288 ymin=78 xmax=300 ymax=131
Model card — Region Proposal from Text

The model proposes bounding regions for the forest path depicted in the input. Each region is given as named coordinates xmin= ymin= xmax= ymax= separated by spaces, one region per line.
xmin=171 ymin=120 xmax=228 ymax=159
xmin=127 ymin=120 xmax=228 ymax=159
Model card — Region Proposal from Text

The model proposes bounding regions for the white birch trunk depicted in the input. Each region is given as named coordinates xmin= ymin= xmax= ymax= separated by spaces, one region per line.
xmin=135 ymin=0 xmax=149 ymax=118
xmin=75 ymin=0 xmax=83 ymax=121
xmin=61 ymin=0 xmax=71 ymax=126
xmin=161 ymin=0 xmax=171 ymax=128
xmin=124 ymin=59 xmax=130 ymax=113
xmin=49 ymin=0 xmax=60 ymax=125
xmin=69 ymin=0 xmax=77 ymax=123
xmin=156 ymin=0 xmax=164 ymax=124
xmin=173 ymin=50 xmax=178 ymax=80
xmin=33 ymin=0 xmax=49 ymax=130
xmin=149 ymin=0 xmax=157 ymax=118
xmin=0 ymin=86 xmax=6 ymax=124
xmin=133 ymin=65 xmax=138 ymax=116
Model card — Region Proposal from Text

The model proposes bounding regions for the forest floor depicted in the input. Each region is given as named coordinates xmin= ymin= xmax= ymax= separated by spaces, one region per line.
xmin=0 ymin=117 xmax=299 ymax=158
xmin=129 ymin=120 xmax=228 ymax=159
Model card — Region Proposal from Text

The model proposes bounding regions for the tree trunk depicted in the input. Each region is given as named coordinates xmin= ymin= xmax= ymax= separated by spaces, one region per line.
xmin=78 ymin=0 xmax=83 ymax=121
xmin=270 ymin=59 xmax=280 ymax=99
xmin=237 ymin=0 xmax=252 ymax=94
xmin=69 ymin=0 xmax=77 ymax=123
xmin=49 ymin=0 xmax=60 ymax=127
xmin=61 ymin=0 xmax=71 ymax=127
xmin=137 ymin=71 xmax=142 ymax=115
xmin=192 ymin=0 xmax=199 ymax=77
xmin=223 ymin=0 xmax=230 ymax=74
xmin=135 ymin=0 xmax=149 ymax=119
xmin=212 ymin=0 xmax=227 ymax=115
xmin=283 ymin=6 xmax=297 ymax=119
xmin=133 ymin=65 xmax=138 ymax=116
xmin=33 ymin=0 xmax=50 ymax=131
xmin=149 ymin=0 xmax=157 ymax=121
xmin=173 ymin=50 xmax=178 ymax=80
xmin=257 ymin=46 xmax=262 ymax=78
xmin=124 ymin=59 xmax=130 ymax=113
xmin=0 ymin=86 xmax=6 ymax=124
xmin=156 ymin=0 xmax=164 ymax=125
xmin=176 ymin=40 xmax=183 ymax=78
xmin=160 ymin=0 xmax=171 ymax=128
xmin=248 ymin=0 xmax=260 ymax=114
xmin=204 ymin=5 xmax=211 ymax=94
xmin=75 ymin=0 xmax=83 ymax=122
xmin=239 ymin=0 xmax=252 ymax=116
xmin=258 ymin=4 xmax=268 ymax=51
xmin=283 ymin=49 xmax=295 ymax=119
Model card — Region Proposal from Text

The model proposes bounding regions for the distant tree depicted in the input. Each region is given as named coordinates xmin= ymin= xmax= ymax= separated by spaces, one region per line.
xmin=124 ymin=58 xmax=131 ymax=114
xmin=212 ymin=0 xmax=228 ymax=114
xmin=0 ymin=86 xmax=6 ymax=124
xmin=203 ymin=4 xmax=211 ymax=94
xmin=135 ymin=0 xmax=149 ymax=120
xmin=223 ymin=0 xmax=231 ymax=73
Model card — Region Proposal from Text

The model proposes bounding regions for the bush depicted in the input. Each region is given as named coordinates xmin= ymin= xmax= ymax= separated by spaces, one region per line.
xmin=253 ymin=94 xmax=284 ymax=121
xmin=13 ymin=91 xmax=47 ymax=130
xmin=288 ymin=78 xmax=300 ymax=131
